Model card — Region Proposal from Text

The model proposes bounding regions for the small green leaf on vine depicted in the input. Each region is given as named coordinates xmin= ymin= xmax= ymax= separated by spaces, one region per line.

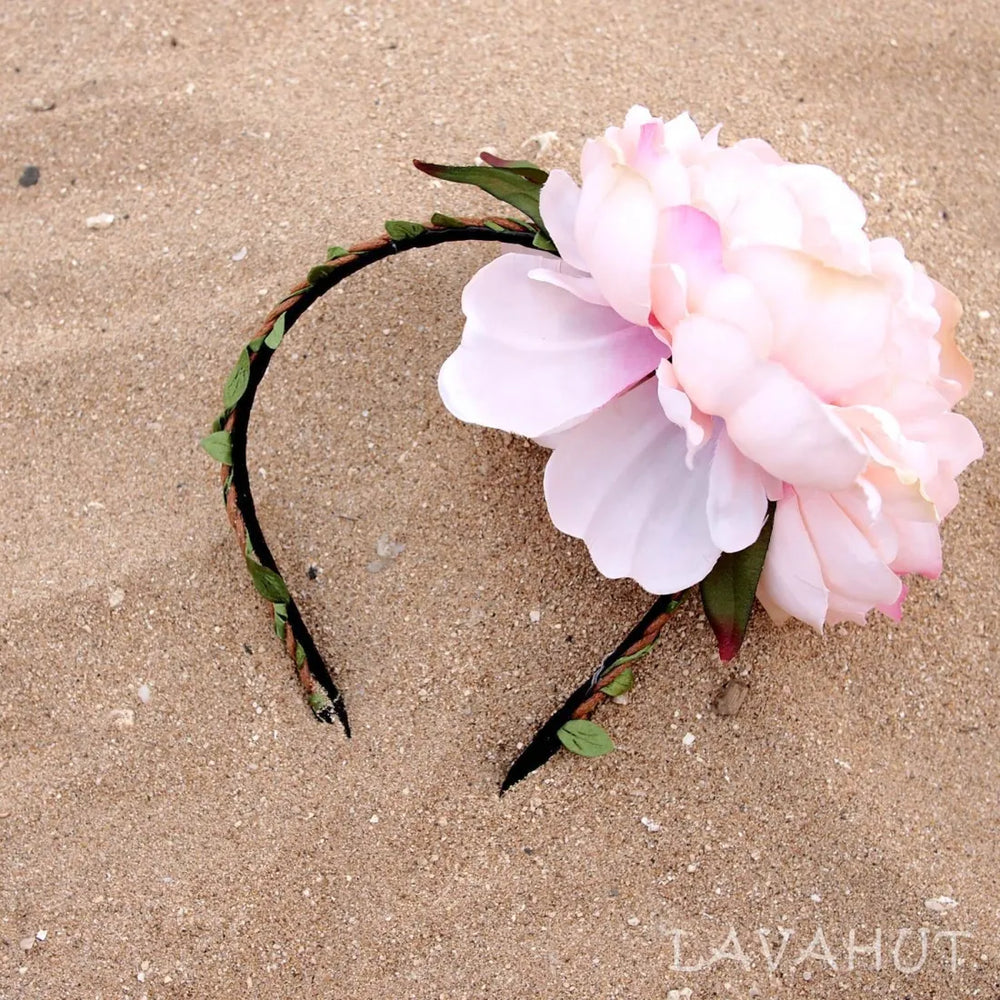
xmin=307 ymin=264 xmax=335 ymax=285
xmin=599 ymin=667 xmax=635 ymax=698
xmin=245 ymin=557 xmax=291 ymax=604
xmin=295 ymin=643 xmax=306 ymax=667
xmin=532 ymin=232 xmax=558 ymax=254
xmin=200 ymin=430 xmax=233 ymax=465
xmin=248 ymin=335 xmax=266 ymax=352
xmin=483 ymin=220 xmax=507 ymax=233
xmin=557 ymin=719 xmax=615 ymax=758
xmin=430 ymin=212 xmax=465 ymax=228
xmin=222 ymin=348 xmax=251 ymax=409
xmin=264 ymin=313 xmax=286 ymax=350
xmin=384 ymin=219 xmax=426 ymax=241
xmin=326 ymin=245 xmax=349 ymax=260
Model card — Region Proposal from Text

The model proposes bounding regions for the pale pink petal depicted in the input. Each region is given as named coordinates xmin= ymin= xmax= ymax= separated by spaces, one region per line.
xmin=797 ymin=488 xmax=903 ymax=612
xmin=656 ymin=360 xmax=713 ymax=466
xmin=706 ymin=431 xmax=770 ymax=552
xmin=756 ymin=490 xmax=829 ymax=630
xmin=653 ymin=205 xmax=724 ymax=282
xmin=528 ymin=267 xmax=608 ymax=306
xmin=878 ymin=584 xmax=908 ymax=622
xmin=543 ymin=379 xmax=721 ymax=594
xmin=777 ymin=163 xmax=866 ymax=232
xmin=671 ymin=315 xmax=868 ymax=490
xmin=890 ymin=521 xmax=942 ymax=578
xmin=574 ymin=161 xmax=658 ymax=326
xmin=440 ymin=253 xmax=665 ymax=438
xmin=930 ymin=279 xmax=975 ymax=404
xmin=727 ymin=246 xmax=892 ymax=400
xmin=659 ymin=111 xmax=703 ymax=156
xmin=687 ymin=272 xmax=774 ymax=356
xmin=538 ymin=170 xmax=588 ymax=271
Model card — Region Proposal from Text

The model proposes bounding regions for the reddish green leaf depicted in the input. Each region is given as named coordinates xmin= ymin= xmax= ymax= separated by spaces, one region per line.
xmin=413 ymin=160 xmax=546 ymax=229
xmin=700 ymin=503 xmax=775 ymax=661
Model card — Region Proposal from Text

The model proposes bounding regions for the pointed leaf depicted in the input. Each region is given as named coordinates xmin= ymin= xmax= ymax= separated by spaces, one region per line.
xmin=222 ymin=348 xmax=250 ymax=409
xmin=264 ymin=313 xmax=285 ymax=350
xmin=245 ymin=557 xmax=291 ymax=604
xmin=413 ymin=160 xmax=546 ymax=229
xmin=430 ymin=212 xmax=465 ymax=228
xmin=200 ymin=430 xmax=232 ymax=465
xmin=700 ymin=503 xmax=776 ymax=661
xmin=532 ymin=231 xmax=558 ymax=254
xmin=556 ymin=720 xmax=614 ymax=758
xmin=599 ymin=667 xmax=635 ymax=698
xmin=476 ymin=152 xmax=548 ymax=185
xmin=384 ymin=219 xmax=426 ymax=240
xmin=326 ymin=245 xmax=349 ymax=260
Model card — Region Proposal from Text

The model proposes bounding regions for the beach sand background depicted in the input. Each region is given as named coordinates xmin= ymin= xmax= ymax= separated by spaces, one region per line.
xmin=2 ymin=1 xmax=998 ymax=997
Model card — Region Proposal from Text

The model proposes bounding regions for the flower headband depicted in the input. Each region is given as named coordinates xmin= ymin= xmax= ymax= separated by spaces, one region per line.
xmin=203 ymin=107 xmax=981 ymax=792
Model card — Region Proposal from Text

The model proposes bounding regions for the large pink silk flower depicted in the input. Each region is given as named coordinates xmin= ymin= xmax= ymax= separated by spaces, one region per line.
xmin=438 ymin=107 xmax=982 ymax=629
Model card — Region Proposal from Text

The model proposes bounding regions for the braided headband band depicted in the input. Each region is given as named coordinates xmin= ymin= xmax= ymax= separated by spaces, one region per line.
xmin=202 ymin=211 xmax=683 ymax=790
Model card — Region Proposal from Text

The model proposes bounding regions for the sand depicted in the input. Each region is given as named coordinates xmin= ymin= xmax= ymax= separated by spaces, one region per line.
xmin=2 ymin=1 xmax=998 ymax=997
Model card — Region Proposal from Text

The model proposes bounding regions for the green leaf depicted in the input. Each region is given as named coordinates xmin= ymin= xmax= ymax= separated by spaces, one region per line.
xmin=326 ymin=245 xmax=349 ymax=260
xmin=384 ymin=219 xmax=426 ymax=241
xmin=307 ymin=263 xmax=335 ymax=285
xmin=274 ymin=615 xmax=286 ymax=642
xmin=557 ymin=720 xmax=615 ymax=758
xmin=245 ymin=557 xmax=291 ymax=604
xmin=248 ymin=335 xmax=265 ymax=352
xmin=600 ymin=667 xmax=635 ymax=698
xmin=295 ymin=643 xmax=306 ymax=667
xmin=222 ymin=348 xmax=250 ymax=409
xmin=700 ymin=503 xmax=776 ymax=661
xmin=483 ymin=220 xmax=506 ymax=232
xmin=199 ymin=430 xmax=232 ymax=465
xmin=477 ymin=152 xmax=548 ymax=185
xmin=264 ymin=313 xmax=285 ymax=350
xmin=413 ymin=160 xmax=546 ymax=229
xmin=273 ymin=602 xmax=288 ymax=621
xmin=211 ymin=414 xmax=223 ymax=433
xmin=430 ymin=212 xmax=465 ymax=228
xmin=532 ymin=231 xmax=558 ymax=254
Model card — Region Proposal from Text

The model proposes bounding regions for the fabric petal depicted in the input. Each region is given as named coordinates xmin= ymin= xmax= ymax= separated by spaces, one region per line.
xmin=797 ymin=488 xmax=903 ymax=612
xmin=574 ymin=161 xmax=658 ymax=326
xmin=538 ymin=169 xmax=588 ymax=271
xmin=930 ymin=278 xmax=975 ymax=404
xmin=756 ymin=490 xmax=829 ymax=630
xmin=706 ymin=430 xmax=770 ymax=552
xmin=543 ymin=379 xmax=721 ymax=594
xmin=440 ymin=252 xmax=665 ymax=438
xmin=727 ymin=245 xmax=892 ymax=400
xmin=671 ymin=315 xmax=868 ymax=490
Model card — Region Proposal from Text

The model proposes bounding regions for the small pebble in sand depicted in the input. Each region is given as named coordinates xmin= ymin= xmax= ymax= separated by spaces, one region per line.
xmin=137 ymin=684 xmax=152 ymax=704
xmin=925 ymin=895 xmax=958 ymax=912
xmin=640 ymin=816 xmax=661 ymax=833
xmin=682 ymin=732 xmax=696 ymax=748
xmin=35 ymin=930 xmax=47 ymax=941
xmin=28 ymin=97 xmax=56 ymax=111
xmin=231 ymin=246 xmax=248 ymax=261
xmin=714 ymin=677 xmax=749 ymax=716
xmin=528 ymin=609 xmax=541 ymax=623
xmin=369 ymin=814 xmax=379 ymax=824
xmin=626 ymin=916 xmax=640 ymax=926
xmin=110 ymin=708 xmax=135 ymax=728
xmin=18 ymin=166 xmax=40 ymax=188
xmin=86 ymin=212 xmax=115 ymax=229
xmin=19 ymin=938 xmax=34 ymax=951
xmin=108 ymin=587 xmax=125 ymax=609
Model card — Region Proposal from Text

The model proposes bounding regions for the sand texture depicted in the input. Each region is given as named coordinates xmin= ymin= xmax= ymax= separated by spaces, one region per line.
xmin=2 ymin=1 xmax=999 ymax=997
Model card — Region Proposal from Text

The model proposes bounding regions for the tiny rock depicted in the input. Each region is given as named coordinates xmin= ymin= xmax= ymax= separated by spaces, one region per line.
xmin=110 ymin=708 xmax=135 ymax=728
xmin=231 ymin=246 xmax=248 ymax=262
xmin=681 ymin=732 xmax=696 ymax=748
xmin=35 ymin=929 xmax=47 ymax=941
xmin=714 ymin=677 xmax=750 ymax=716
xmin=640 ymin=816 xmax=661 ymax=833
xmin=86 ymin=212 xmax=115 ymax=229
xmin=18 ymin=165 xmax=40 ymax=188
xmin=19 ymin=938 xmax=34 ymax=952
xmin=137 ymin=683 xmax=152 ymax=704
xmin=925 ymin=895 xmax=958 ymax=913
xmin=108 ymin=587 xmax=125 ymax=609
xmin=28 ymin=97 xmax=57 ymax=111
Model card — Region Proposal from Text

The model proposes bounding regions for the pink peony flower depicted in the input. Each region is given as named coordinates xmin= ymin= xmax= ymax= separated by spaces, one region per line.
xmin=438 ymin=107 xmax=982 ymax=629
